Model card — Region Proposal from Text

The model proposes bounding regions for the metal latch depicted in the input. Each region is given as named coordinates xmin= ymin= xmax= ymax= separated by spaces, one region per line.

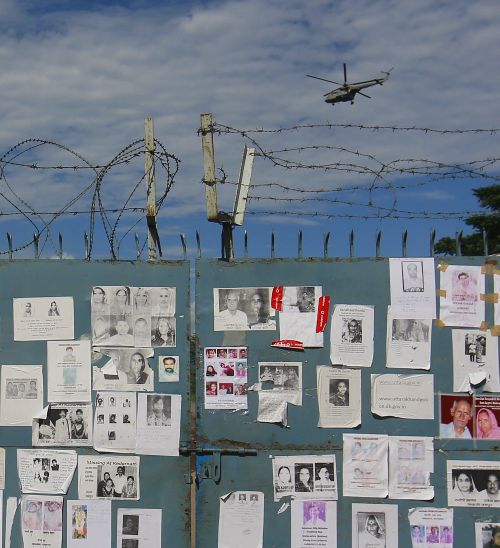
xmin=180 ymin=446 xmax=257 ymax=484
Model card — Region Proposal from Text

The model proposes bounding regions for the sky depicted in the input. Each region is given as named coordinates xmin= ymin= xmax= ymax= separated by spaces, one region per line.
xmin=0 ymin=0 xmax=498 ymax=259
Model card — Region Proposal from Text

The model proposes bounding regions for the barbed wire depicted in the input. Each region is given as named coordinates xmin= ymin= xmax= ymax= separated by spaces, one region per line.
xmin=246 ymin=210 xmax=476 ymax=220
xmin=213 ymin=122 xmax=500 ymax=135
xmin=0 ymin=138 xmax=180 ymax=258
xmin=206 ymin=119 xmax=499 ymax=223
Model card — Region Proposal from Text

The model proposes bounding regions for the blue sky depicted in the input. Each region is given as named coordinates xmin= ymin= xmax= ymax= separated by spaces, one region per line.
xmin=0 ymin=0 xmax=498 ymax=259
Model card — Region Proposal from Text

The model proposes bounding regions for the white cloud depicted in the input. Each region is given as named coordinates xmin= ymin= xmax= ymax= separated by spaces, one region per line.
xmin=0 ymin=0 xmax=497 ymax=257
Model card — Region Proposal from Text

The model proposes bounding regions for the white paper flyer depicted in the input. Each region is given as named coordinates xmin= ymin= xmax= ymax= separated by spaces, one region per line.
xmin=440 ymin=265 xmax=485 ymax=327
xmin=0 ymin=365 xmax=44 ymax=426
xmin=47 ymin=340 xmax=91 ymax=402
xmin=371 ymin=374 xmax=434 ymax=419
xmin=389 ymin=258 xmax=436 ymax=319
xmin=291 ymin=499 xmax=337 ymax=548
xmin=330 ymin=305 xmax=374 ymax=367
xmin=316 ymin=366 xmax=361 ymax=428
xmin=343 ymin=434 xmax=388 ymax=498
xmin=386 ymin=306 xmax=432 ymax=370
xmin=14 ymin=297 xmax=74 ymax=341
xmin=218 ymin=491 xmax=264 ymax=548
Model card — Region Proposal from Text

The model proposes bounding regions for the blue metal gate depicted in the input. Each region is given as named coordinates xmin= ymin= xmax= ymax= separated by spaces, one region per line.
xmin=194 ymin=256 xmax=498 ymax=547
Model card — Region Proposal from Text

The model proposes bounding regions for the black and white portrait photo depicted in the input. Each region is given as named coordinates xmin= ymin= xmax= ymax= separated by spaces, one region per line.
xmin=146 ymin=394 xmax=172 ymax=426
xmin=356 ymin=512 xmax=386 ymax=548
xmin=402 ymin=261 xmax=424 ymax=292
xmin=294 ymin=463 xmax=314 ymax=493
xmin=342 ymin=318 xmax=362 ymax=343
xmin=329 ymin=379 xmax=349 ymax=406
xmin=122 ymin=514 xmax=139 ymax=535
xmin=314 ymin=462 xmax=335 ymax=491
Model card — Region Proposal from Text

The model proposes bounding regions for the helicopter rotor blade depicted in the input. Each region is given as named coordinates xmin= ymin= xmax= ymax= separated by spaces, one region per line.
xmin=343 ymin=63 xmax=347 ymax=85
xmin=358 ymin=91 xmax=372 ymax=99
xmin=306 ymin=74 xmax=342 ymax=85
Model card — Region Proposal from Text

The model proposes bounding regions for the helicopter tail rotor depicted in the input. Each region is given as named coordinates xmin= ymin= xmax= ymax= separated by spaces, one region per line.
xmin=343 ymin=63 xmax=348 ymax=87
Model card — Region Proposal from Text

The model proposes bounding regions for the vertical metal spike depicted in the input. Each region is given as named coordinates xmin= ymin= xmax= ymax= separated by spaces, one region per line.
xmin=402 ymin=230 xmax=408 ymax=257
xmin=58 ymin=233 xmax=63 ymax=259
xmin=84 ymin=232 xmax=90 ymax=260
xmin=375 ymin=230 xmax=381 ymax=258
xmin=33 ymin=232 xmax=40 ymax=259
xmin=482 ymin=229 xmax=488 ymax=257
xmin=244 ymin=230 xmax=248 ymax=258
xmin=7 ymin=232 xmax=13 ymax=260
xmin=430 ymin=229 xmax=436 ymax=257
xmin=135 ymin=233 xmax=141 ymax=260
xmin=180 ymin=234 xmax=187 ymax=260
xmin=196 ymin=231 xmax=202 ymax=259
xmin=349 ymin=230 xmax=354 ymax=258
xmin=298 ymin=230 xmax=303 ymax=258
xmin=323 ymin=232 xmax=330 ymax=258
xmin=456 ymin=231 xmax=462 ymax=256
xmin=271 ymin=231 xmax=275 ymax=258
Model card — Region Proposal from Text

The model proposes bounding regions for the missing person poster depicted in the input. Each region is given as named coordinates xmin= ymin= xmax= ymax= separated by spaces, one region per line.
xmin=47 ymin=341 xmax=91 ymax=402
xmin=329 ymin=305 xmax=374 ymax=367
xmin=474 ymin=396 xmax=500 ymax=440
xmin=117 ymin=508 xmax=162 ymax=548
xmin=351 ymin=503 xmax=398 ymax=548
xmin=389 ymin=258 xmax=436 ymax=319
xmin=291 ymin=499 xmax=337 ymax=548
xmin=447 ymin=460 xmax=500 ymax=508
xmin=389 ymin=436 xmax=434 ymax=500
xmin=440 ymin=265 xmax=485 ymax=327
xmin=204 ymin=347 xmax=248 ymax=410
xmin=408 ymin=507 xmax=453 ymax=547
xmin=92 ymin=286 xmax=176 ymax=348
xmin=386 ymin=306 xmax=432 ymax=370
xmin=343 ymin=434 xmax=388 ymax=498
xmin=440 ymin=394 xmax=474 ymax=439
xmin=67 ymin=500 xmax=112 ymax=548
xmin=218 ymin=491 xmax=264 ymax=548
xmin=0 ymin=365 xmax=44 ymax=426
xmin=78 ymin=455 xmax=140 ymax=500
xmin=316 ymin=366 xmax=361 ymax=428
xmin=33 ymin=403 xmax=92 ymax=447
xmin=14 ymin=297 xmax=74 ymax=341
xmin=21 ymin=495 xmax=63 ymax=548
xmin=136 ymin=393 xmax=181 ymax=456
xmin=213 ymin=288 xmax=275 ymax=331
xmin=92 ymin=348 xmax=154 ymax=392
xmin=452 ymin=330 xmax=499 ymax=392
xmin=158 ymin=355 xmax=180 ymax=383
xmin=475 ymin=522 xmax=500 ymax=548
xmin=18 ymin=449 xmax=77 ymax=494
xmin=272 ymin=455 xmax=337 ymax=502
xmin=279 ymin=286 xmax=324 ymax=347
xmin=93 ymin=392 xmax=136 ymax=453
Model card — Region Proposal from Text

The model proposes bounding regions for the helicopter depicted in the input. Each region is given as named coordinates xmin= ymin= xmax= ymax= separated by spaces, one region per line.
xmin=307 ymin=63 xmax=393 ymax=105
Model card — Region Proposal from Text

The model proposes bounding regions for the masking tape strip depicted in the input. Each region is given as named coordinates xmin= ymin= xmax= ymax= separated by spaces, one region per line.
xmin=480 ymin=293 xmax=499 ymax=304
xmin=481 ymin=261 xmax=498 ymax=275
xmin=480 ymin=321 xmax=489 ymax=332
xmin=434 ymin=319 xmax=446 ymax=328
xmin=437 ymin=289 xmax=447 ymax=298
xmin=437 ymin=262 xmax=449 ymax=272
xmin=490 ymin=325 xmax=500 ymax=337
